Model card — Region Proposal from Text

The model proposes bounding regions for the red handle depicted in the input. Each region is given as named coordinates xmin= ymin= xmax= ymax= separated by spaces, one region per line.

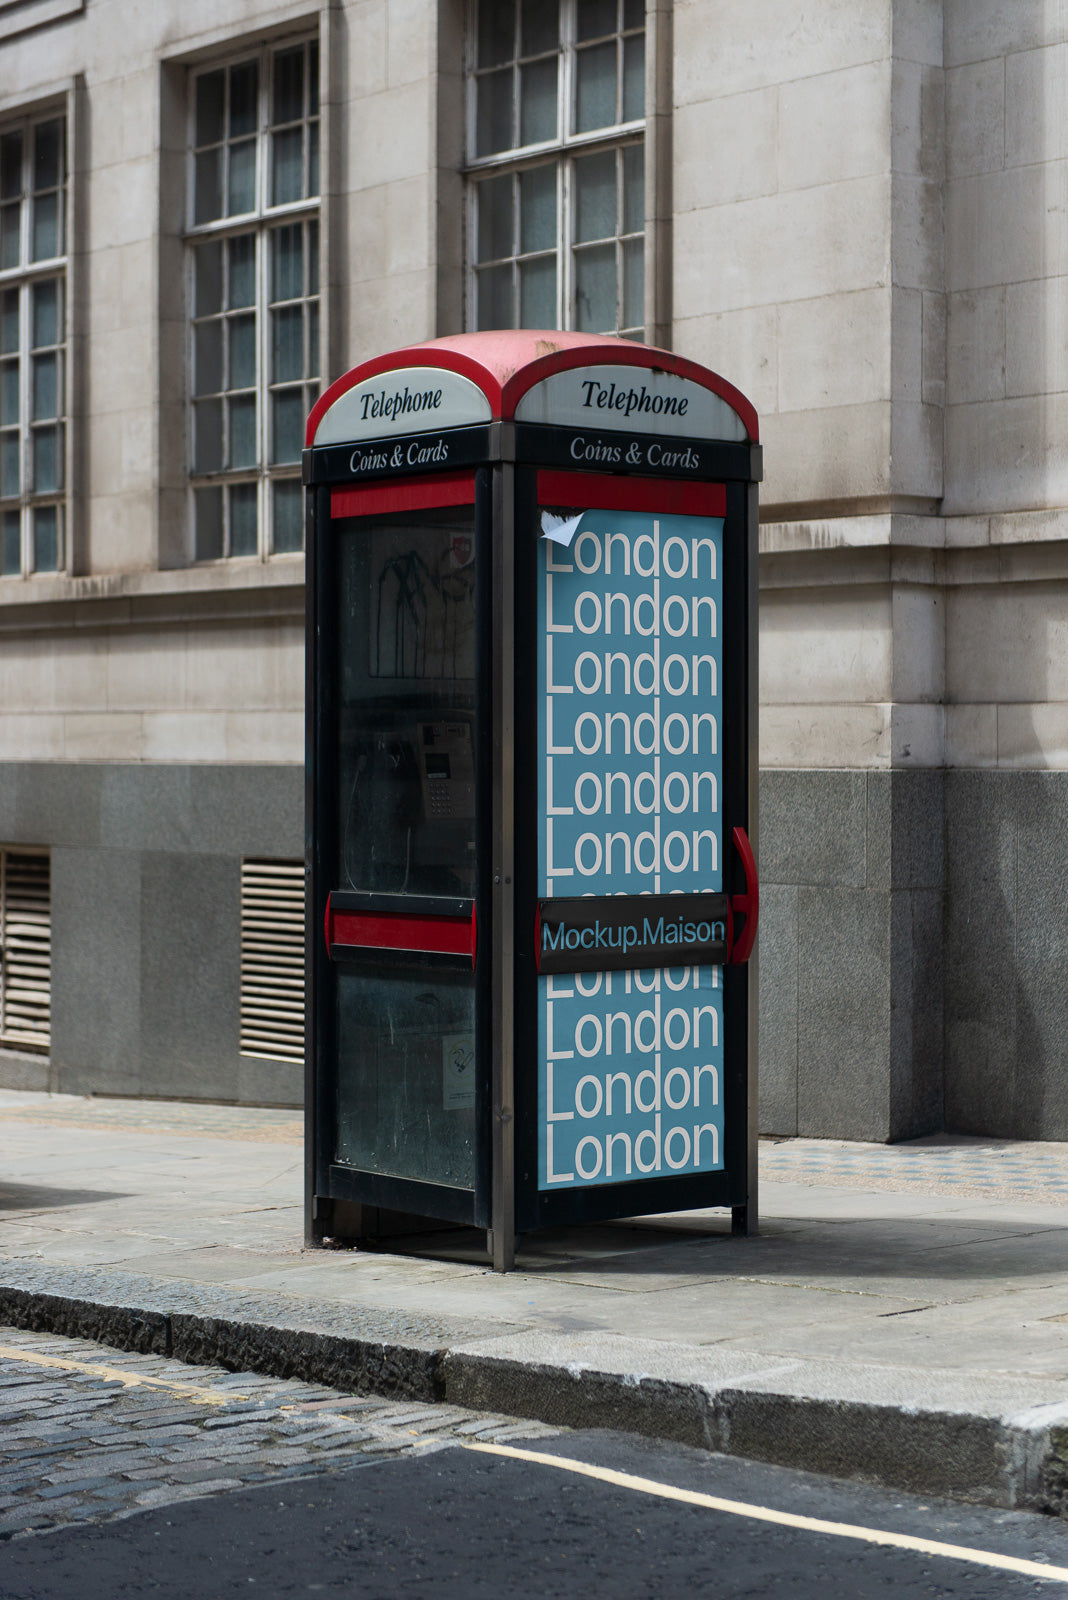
xmin=729 ymin=826 xmax=759 ymax=965
xmin=325 ymin=893 xmax=477 ymax=969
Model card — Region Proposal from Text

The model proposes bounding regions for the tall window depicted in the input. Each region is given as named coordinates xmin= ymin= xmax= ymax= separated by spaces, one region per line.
xmin=0 ymin=112 xmax=67 ymax=578
xmin=187 ymin=41 xmax=319 ymax=562
xmin=467 ymin=0 xmax=644 ymax=337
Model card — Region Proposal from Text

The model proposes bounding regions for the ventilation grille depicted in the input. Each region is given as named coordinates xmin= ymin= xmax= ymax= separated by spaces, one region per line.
xmin=0 ymin=850 xmax=52 ymax=1053
xmin=240 ymin=859 xmax=305 ymax=1062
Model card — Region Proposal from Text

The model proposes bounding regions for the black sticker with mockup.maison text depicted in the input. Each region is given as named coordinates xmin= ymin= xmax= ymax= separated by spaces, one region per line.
xmin=537 ymin=893 xmax=729 ymax=975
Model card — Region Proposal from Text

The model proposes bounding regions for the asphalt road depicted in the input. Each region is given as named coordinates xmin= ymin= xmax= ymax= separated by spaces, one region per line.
xmin=2 ymin=1328 xmax=1067 ymax=1598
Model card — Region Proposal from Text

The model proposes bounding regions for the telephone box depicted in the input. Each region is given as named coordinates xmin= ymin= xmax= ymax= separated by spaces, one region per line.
xmin=304 ymin=332 xmax=760 ymax=1270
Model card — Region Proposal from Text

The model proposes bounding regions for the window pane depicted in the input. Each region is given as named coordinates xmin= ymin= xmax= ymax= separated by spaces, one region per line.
xmin=195 ymin=71 xmax=225 ymax=147
xmin=2 ymin=509 xmax=19 ymax=575
xmin=272 ymin=305 xmax=303 ymax=383
xmin=574 ymin=242 xmax=616 ymax=331
xmin=32 ymin=279 xmax=59 ymax=348
xmin=0 ymin=433 xmax=18 ymax=497
xmin=308 ymin=220 xmax=320 ymax=291
xmin=271 ymin=387 xmax=303 ymax=464
xmin=31 ymin=191 xmax=59 ymax=261
xmin=519 ymin=163 xmax=556 ymax=252
xmin=1 ymin=289 xmax=17 ymax=354
xmin=229 ymin=61 xmax=259 ymax=139
xmin=33 ymin=120 xmax=62 ymax=191
xmin=194 ymin=397 xmax=223 ymax=472
xmin=477 ymin=173 xmax=513 ymax=262
xmin=521 ymin=0 xmax=557 ymax=56
xmin=574 ymin=149 xmax=616 ymax=242
xmin=271 ymin=224 xmax=303 ymax=301
xmin=308 ymin=302 xmax=320 ymax=377
xmin=475 ymin=262 xmax=513 ymax=329
xmin=622 ymin=234 xmax=643 ymax=331
xmin=272 ymin=479 xmax=302 ymax=552
xmin=195 ymin=240 xmax=223 ymax=315
xmin=575 ymin=41 xmax=617 ymax=132
xmin=309 ymin=43 xmax=320 ymax=115
xmin=194 ymin=321 xmax=222 ymax=396
xmin=308 ymin=120 xmax=320 ymax=198
xmin=478 ymin=0 xmax=514 ymax=69
xmin=32 ymin=353 xmax=58 ymax=420
xmin=519 ymin=58 xmax=557 ymax=144
xmin=623 ymin=0 xmax=643 ymax=26
xmin=271 ymin=126 xmax=303 ymax=206
xmin=476 ymin=68 xmax=514 ymax=157
xmin=0 ymin=203 xmax=19 ymax=271
xmin=1 ymin=132 xmax=22 ymax=200
xmin=228 ymin=138 xmax=256 ymax=215
xmin=229 ymin=393 xmax=257 ymax=467
xmin=32 ymin=505 xmax=59 ymax=571
xmin=195 ymin=486 xmax=223 ymax=560
xmin=623 ymin=142 xmax=643 ymax=233
xmin=194 ymin=148 xmax=223 ymax=224
xmin=0 ymin=360 xmax=17 ymax=426
xmin=228 ymin=313 xmax=256 ymax=389
xmin=230 ymin=482 xmax=258 ymax=555
xmin=577 ymin=0 xmax=617 ymax=41
xmin=273 ymin=48 xmax=304 ymax=125
xmin=519 ymin=254 xmax=556 ymax=326
xmin=32 ymin=424 xmax=60 ymax=491
xmin=228 ymin=233 xmax=255 ymax=308
xmin=623 ymin=33 xmax=645 ymax=120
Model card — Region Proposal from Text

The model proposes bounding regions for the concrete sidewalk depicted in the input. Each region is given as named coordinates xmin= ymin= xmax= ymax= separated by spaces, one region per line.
xmin=0 ymin=1089 xmax=1065 ymax=1516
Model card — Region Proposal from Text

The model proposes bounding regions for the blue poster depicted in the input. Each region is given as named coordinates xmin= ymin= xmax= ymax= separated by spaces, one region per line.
xmin=536 ymin=509 xmax=725 ymax=1190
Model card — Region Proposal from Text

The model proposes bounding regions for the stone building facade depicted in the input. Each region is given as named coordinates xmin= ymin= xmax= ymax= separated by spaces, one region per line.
xmin=0 ymin=0 xmax=1064 ymax=1139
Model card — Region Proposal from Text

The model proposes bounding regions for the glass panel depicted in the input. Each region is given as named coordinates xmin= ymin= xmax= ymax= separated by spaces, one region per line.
xmin=475 ymin=262 xmax=513 ymax=329
xmin=194 ymin=485 xmax=223 ymax=560
xmin=622 ymin=234 xmax=643 ymax=331
xmin=227 ymin=138 xmax=256 ymax=215
xmin=0 ymin=361 xmax=17 ymax=427
xmin=271 ymin=127 xmax=303 ymax=206
xmin=308 ymin=119 xmax=320 ymax=198
xmin=577 ymin=0 xmax=617 ymax=40
xmin=193 ymin=397 xmax=223 ymax=473
xmin=272 ymin=305 xmax=303 ymax=383
xmin=229 ymin=481 xmax=258 ymax=555
xmin=308 ymin=302 xmax=320 ymax=377
xmin=1 ymin=509 xmax=19 ymax=575
xmin=229 ymin=392 xmax=257 ymax=467
xmin=194 ymin=321 xmax=223 ymax=396
xmin=229 ymin=61 xmax=259 ymax=138
xmin=622 ymin=142 xmax=643 ymax=233
xmin=272 ymin=478 xmax=302 ymax=552
xmin=33 ymin=120 xmax=62 ymax=191
xmin=0 ymin=132 xmax=22 ymax=200
xmin=32 ymin=353 xmax=58 ymax=420
xmin=622 ymin=32 xmax=645 ymax=120
xmin=623 ymin=0 xmax=643 ymax=26
xmin=521 ymin=0 xmax=557 ymax=56
xmin=228 ymin=313 xmax=256 ymax=389
xmin=31 ymin=191 xmax=59 ymax=261
xmin=519 ymin=58 xmax=557 ymax=144
xmin=271 ymin=223 xmax=303 ymax=301
xmin=32 ymin=424 xmax=60 ymax=492
xmin=309 ymin=43 xmax=320 ymax=115
xmin=195 ymin=70 xmax=225 ymax=147
xmin=476 ymin=68 xmax=514 ymax=157
xmin=273 ymin=47 xmax=305 ymax=125
xmin=0 ymin=289 xmax=17 ymax=353
xmin=271 ymin=387 xmax=303 ymax=464
xmin=476 ymin=173 xmax=513 ymax=262
xmin=519 ymin=253 xmax=556 ymax=326
xmin=519 ymin=163 xmax=556 ymax=252
xmin=194 ymin=148 xmax=223 ymax=224
xmin=195 ymin=240 xmax=223 ymax=315
xmin=34 ymin=279 xmax=61 ymax=355
xmin=228 ymin=233 xmax=255 ymax=308
xmin=32 ymin=505 xmax=59 ymax=571
xmin=575 ymin=41 xmax=617 ymax=132
xmin=0 ymin=203 xmax=19 ymax=271
xmin=574 ymin=149 xmax=616 ymax=242
xmin=0 ymin=433 xmax=18 ymax=497
xmin=574 ymin=241 xmax=616 ymax=331
xmin=308 ymin=219 xmax=320 ymax=291
xmin=478 ymin=0 xmax=514 ymax=68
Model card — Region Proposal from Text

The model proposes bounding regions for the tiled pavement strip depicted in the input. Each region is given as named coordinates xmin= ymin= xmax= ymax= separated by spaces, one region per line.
xmin=0 ymin=1327 xmax=559 ymax=1541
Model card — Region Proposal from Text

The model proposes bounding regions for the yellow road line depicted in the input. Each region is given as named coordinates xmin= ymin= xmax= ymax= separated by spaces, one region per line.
xmin=0 ymin=1344 xmax=248 ymax=1406
xmin=464 ymin=1441 xmax=1068 ymax=1585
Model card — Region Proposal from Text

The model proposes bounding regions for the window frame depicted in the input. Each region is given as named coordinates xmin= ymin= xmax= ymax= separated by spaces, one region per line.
xmin=184 ymin=37 xmax=320 ymax=565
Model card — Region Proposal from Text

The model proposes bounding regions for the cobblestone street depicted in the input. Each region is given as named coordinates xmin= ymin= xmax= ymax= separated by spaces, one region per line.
xmin=0 ymin=1327 xmax=558 ymax=1540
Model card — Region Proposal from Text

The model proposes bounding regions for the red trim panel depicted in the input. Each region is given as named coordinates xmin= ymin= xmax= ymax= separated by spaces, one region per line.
xmin=331 ymin=471 xmax=476 ymax=520
xmin=537 ymin=471 xmax=726 ymax=518
xmin=326 ymin=896 xmax=477 ymax=969
xmin=729 ymin=826 xmax=759 ymax=965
